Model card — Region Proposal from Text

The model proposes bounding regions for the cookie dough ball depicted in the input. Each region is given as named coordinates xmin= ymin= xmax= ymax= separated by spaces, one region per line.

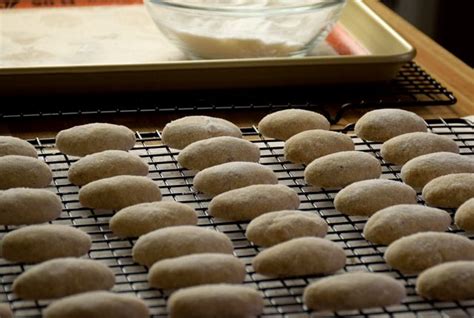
xmin=193 ymin=162 xmax=277 ymax=196
xmin=56 ymin=123 xmax=136 ymax=157
xmin=168 ymin=284 xmax=264 ymax=318
xmin=1 ymin=224 xmax=91 ymax=263
xmin=110 ymin=201 xmax=198 ymax=237
xmin=178 ymin=136 xmax=260 ymax=171
xmin=162 ymin=116 xmax=242 ymax=150
xmin=334 ymin=179 xmax=417 ymax=216
xmin=0 ymin=136 xmax=37 ymax=158
xmin=416 ymin=261 xmax=474 ymax=301
xmin=381 ymin=132 xmax=459 ymax=165
xmin=304 ymin=151 xmax=381 ymax=188
xmin=68 ymin=150 xmax=149 ymax=186
xmin=43 ymin=291 xmax=149 ymax=318
xmin=258 ymin=109 xmax=330 ymax=140
xmin=208 ymin=184 xmax=300 ymax=221
xmin=284 ymin=130 xmax=354 ymax=165
xmin=246 ymin=210 xmax=328 ymax=247
xmin=422 ymin=173 xmax=474 ymax=208
xmin=455 ymin=198 xmax=474 ymax=232
xmin=355 ymin=109 xmax=427 ymax=142
xmin=304 ymin=272 xmax=406 ymax=311
xmin=79 ymin=176 xmax=161 ymax=210
xmin=401 ymin=152 xmax=474 ymax=189
xmin=13 ymin=258 xmax=115 ymax=299
xmin=0 ymin=155 xmax=52 ymax=189
xmin=132 ymin=226 xmax=233 ymax=267
xmin=0 ymin=188 xmax=62 ymax=225
xmin=252 ymin=237 xmax=346 ymax=277
xmin=384 ymin=232 xmax=474 ymax=274
xmin=0 ymin=304 xmax=13 ymax=318
xmin=148 ymin=254 xmax=246 ymax=289
xmin=363 ymin=204 xmax=451 ymax=245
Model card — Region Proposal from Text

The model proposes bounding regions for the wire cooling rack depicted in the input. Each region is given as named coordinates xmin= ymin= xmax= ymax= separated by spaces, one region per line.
xmin=0 ymin=62 xmax=456 ymax=124
xmin=1 ymin=118 xmax=473 ymax=318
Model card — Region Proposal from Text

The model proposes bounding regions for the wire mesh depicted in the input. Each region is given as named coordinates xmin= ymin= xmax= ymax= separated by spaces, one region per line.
xmin=0 ymin=62 xmax=456 ymax=124
xmin=1 ymin=118 xmax=473 ymax=318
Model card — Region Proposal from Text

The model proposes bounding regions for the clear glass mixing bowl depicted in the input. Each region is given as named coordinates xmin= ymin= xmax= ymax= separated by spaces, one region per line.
xmin=145 ymin=0 xmax=347 ymax=59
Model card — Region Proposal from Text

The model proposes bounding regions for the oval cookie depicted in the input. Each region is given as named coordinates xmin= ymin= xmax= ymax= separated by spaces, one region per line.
xmin=168 ymin=284 xmax=264 ymax=318
xmin=193 ymin=162 xmax=278 ymax=196
xmin=162 ymin=116 xmax=242 ymax=150
xmin=455 ymin=198 xmax=474 ymax=232
xmin=422 ymin=173 xmax=474 ymax=208
xmin=1 ymin=224 xmax=91 ymax=263
xmin=208 ymin=184 xmax=300 ymax=221
xmin=79 ymin=176 xmax=161 ymax=210
xmin=284 ymin=130 xmax=354 ymax=164
xmin=110 ymin=201 xmax=198 ymax=237
xmin=132 ymin=226 xmax=233 ymax=267
xmin=381 ymin=132 xmax=459 ymax=165
xmin=0 ymin=136 xmax=37 ymax=158
xmin=401 ymin=152 xmax=474 ymax=189
xmin=246 ymin=210 xmax=328 ymax=247
xmin=416 ymin=261 xmax=474 ymax=301
xmin=178 ymin=136 xmax=260 ymax=171
xmin=334 ymin=179 xmax=417 ymax=216
xmin=252 ymin=237 xmax=346 ymax=277
xmin=0 ymin=304 xmax=12 ymax=318
xmin=0 ymin=188 xmax=62 ymax=225
xmin=355 ymin=109 xmax=427 ymax=142
xmin=56 ymin=123 xmax=136 ymax=157
xmin=13 ymin=258 xmax=115 ymax=299
xmin=384 ymin=232 xmax=474 ymax=273
xmin=0 ymin=156 xmax=52 ymax=189
xmin=258 ymin=109 xmax=330 ymax=140
xmin=363 ymin=204 xmax=451 ymax=245
xmin=304 ymin=151 xmax=381 ymax=188
xmin=304 ymin=272 xmax=406 ymax=311
xmin=68 ymin=150 xmax=149 ymax=186
xmin=148 ymin=253 xmax=246 ymax=289
xmin=43 ymin=291 xmax=149 ymax=318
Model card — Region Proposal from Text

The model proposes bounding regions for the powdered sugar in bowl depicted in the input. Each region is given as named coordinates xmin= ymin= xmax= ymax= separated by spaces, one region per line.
xmin=145 ymin=0 xmax=347 ymax=59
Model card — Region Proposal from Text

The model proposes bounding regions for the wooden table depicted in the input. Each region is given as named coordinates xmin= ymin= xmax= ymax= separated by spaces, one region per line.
xmin=1 ymin=0 xmax=473 ymax=138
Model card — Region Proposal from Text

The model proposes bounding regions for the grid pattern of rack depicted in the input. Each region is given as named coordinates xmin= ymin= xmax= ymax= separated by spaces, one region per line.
xmin=0 ymin=62 xmax=456 ymax=124
xmin=1 ymin=118 xmax=473 ymax=318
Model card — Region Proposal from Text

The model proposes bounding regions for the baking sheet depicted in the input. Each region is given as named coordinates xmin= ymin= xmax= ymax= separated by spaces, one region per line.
xmin=0 ymin=0 xmax=415 ymax=94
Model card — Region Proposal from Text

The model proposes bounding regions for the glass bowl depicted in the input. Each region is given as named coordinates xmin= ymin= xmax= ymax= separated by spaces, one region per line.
xmin=145 ymin=0 xmax=347 ymax=59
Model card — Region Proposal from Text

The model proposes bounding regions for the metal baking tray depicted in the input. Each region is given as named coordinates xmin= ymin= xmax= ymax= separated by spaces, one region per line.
xmin=0 ymin=118 xmax=473 ymax=317
xmin=0 ymin=0 xmax=415 ymax=94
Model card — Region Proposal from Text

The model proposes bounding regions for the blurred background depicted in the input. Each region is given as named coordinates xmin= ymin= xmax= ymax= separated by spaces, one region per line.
xmin=381 ymin=0 xmax=473 ymax=67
